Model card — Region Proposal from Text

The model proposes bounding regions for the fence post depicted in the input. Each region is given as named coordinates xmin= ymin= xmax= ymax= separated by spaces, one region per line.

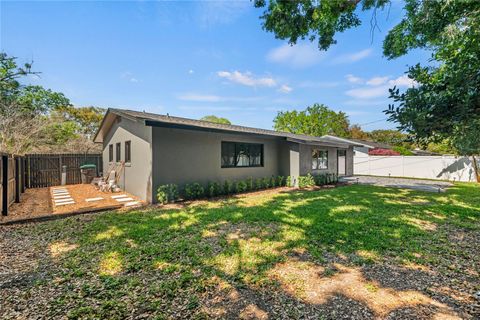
xmin=15 ymin=157 xmax=20 ymax=203
xmin=20 ymin=157 xmax=25 ymax=193
xmin=2 ymin=155 xmax=8 ymax=216
xmin=59 ymin=154 xmax=63 ymax=186
xmin=26 ymin=156 xmax=31 ymax=188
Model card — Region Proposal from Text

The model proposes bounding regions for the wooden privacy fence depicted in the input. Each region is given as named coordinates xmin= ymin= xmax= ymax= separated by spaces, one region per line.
xmin=1 ymin=154 xmax=25 ymax=216
xmin=25 ymin=153 xmax=102 ymax=188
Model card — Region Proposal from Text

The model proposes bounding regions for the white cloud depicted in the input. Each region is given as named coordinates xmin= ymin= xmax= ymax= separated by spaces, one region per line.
xmin=388 ymin=75 xmax=417 ymax=87
xmin=278 ymin=84 xmax=293 ymax=94
xmin=266 ymin=43 xmax=326 ymax=68
xmin=121 ymin=72 xmax=139 ymax=83
xmin=217 ymin=70 xmax=277 ymax=87
xmin=178 ymin=93 xmax=222 ymax=102
xmin=345 ymin=85 xmax=390 ymax=99
xmin=345 ymin=74 xmax=417 ymax=99
xmin=366 ymin=76 xmax=389 ymax=86
xmin=333 ymin=48 xmax=372 ymax=64
xmin=346 ymin=74 xmax=364 ymax=84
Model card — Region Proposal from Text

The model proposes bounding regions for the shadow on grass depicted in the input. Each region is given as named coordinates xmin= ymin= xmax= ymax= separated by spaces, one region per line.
xmin=2 ymin=183 xmax=479 ymax=319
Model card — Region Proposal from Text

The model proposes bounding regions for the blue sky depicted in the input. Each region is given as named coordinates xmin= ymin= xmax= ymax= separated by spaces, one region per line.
xmin=1 ymin=0 xmax=429 ymax=131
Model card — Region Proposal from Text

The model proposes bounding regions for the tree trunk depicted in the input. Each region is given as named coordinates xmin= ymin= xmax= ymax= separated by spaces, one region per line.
xmin=472 ymin=155 xmax=480 ymax=183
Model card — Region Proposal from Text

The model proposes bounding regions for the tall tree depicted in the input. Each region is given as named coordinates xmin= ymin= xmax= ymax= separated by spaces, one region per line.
xmin=0 ymin=53 xmax=71 ymax=154
xmin=200 ymin=115 xmax=231 ymax=125
xmin=368 ymin=129 xmax=410 ymax=147
xmin=273 ymin=104 xmax=350 ymax=137
xmin=254 ymin=0 xmax=389 ymax=50
xmin=255 ymin=0 xmax=480 ymax=180
xmin=0 ymin=53 xmax=103 ymax=154
xmin=348 ymin=124 xmax=369 ymax=140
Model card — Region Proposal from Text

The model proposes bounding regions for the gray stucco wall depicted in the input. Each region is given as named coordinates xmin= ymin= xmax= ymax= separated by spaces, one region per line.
xmin=151 ymin=126 xmax=284 ymax=202
xmin=299 ymin=145 xmax=340 ymax=176
xmin=346 ymin=146 xmax=354 ymax=176
xmin=103 ymin=117 xmax=153 ymax=202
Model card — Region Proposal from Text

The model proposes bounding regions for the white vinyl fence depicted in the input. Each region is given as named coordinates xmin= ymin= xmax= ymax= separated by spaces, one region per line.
xmin=354 ymin=155 xmax=477 ymax=182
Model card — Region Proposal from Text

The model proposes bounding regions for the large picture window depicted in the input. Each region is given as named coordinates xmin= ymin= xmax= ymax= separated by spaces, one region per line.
xmin=312 ymin=149 xmax=328 ymax=169
xmin=221 ymin=142 xmax=263 ymax=168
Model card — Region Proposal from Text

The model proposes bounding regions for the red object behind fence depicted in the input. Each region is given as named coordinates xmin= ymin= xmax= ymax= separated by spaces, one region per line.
xmin=368 ymin=148 xmax=401 ymax=156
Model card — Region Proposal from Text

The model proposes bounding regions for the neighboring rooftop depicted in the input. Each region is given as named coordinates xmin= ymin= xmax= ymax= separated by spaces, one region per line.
xmin=94 ymin=108 xmax=362 ymax=148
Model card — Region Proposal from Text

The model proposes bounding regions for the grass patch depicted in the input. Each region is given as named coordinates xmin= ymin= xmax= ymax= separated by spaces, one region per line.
xmin=3 ymin=183 xmax=479 ymax=318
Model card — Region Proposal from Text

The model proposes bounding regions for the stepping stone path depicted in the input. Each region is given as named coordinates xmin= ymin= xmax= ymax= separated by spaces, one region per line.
xmin=111 ymin=194 xmax=141 ymax=207
xmin=85 ymin=197 xmax=104 ymax=202
xmin=52 ymin=188 xmax=75 ymax=206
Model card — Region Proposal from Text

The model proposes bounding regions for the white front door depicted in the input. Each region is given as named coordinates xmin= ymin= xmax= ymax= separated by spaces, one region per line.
xmin=338 ymin=150 xmax=346 ymax=176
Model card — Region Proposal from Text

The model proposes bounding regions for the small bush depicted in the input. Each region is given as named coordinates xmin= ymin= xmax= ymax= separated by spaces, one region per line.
xmin=246 ymin=177 xmax=254 ymax=191
xmin=262 ymin=177 xmax=270 ymax=189
xmin=314 ymin=174 xmax=326 ymax=186
xmin=207 ymin=181 xmax=221 ymax=197
xmin=277 ymin=176 xmax=285 ymax=187
xmin=223 ymin=180 xmax=233 ymax=194
xmin=332 ymin=173 xmax=338 ymax=183
xmin=298 ymin=173 xmax=315 ymax=188
xmin=255 ymin=178 xmax=263 ymax=190
xmin=286 ymin=176 xmax=292 ymax=187
xmin=157 ymin=184 xmax=179 ymax=204
xmin=236 ymin=180 xmax=248 ymax=193
xmin=184 ymin=183 xmax=204 ymax=200
xmin=270 ymin=176 xmax=276 ymax=188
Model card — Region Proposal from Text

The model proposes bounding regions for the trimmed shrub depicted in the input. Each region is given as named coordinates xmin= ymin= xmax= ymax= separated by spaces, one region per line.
xmin=262 ymin=177 xmax=270 ymax=189
xmin=185 ymin=183 xmax=204 ymax=200
xmin=314 ymin=174 xmax=327 ymax=186
xmin=157 ymin=184 xmax=179 ymax=204
xmin=223 ymin=180 xmax=233 ymax=195
xmin=277 ymin=176 xmax=285 ymax=187
xmin=270 ymin=176 xmax=276 ymax=188
xmin=286 ymin=176 xmax=292 ymax=187
xmin=298 ymin=173 xmax=315 ymax=188
xmin=236 ymin=180 xmax=248 ymax=193
xmin=207 ymin=181 xmax=221 ymax=198
xmin=255 ymin=178 xmax=263 ymax=190
xmin=333 ymin=173 xmax=338 ymax=183
xmin=246 ymin=177 xmax=254 ymax=191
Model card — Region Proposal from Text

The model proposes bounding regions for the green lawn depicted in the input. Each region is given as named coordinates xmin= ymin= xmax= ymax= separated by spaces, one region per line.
xmin=1 ymin=183 xmax=479 ymax=319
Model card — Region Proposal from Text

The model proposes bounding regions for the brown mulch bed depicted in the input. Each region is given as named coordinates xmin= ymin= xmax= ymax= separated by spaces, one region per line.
xmin=1 ymin=184 xmax=141 ymax=224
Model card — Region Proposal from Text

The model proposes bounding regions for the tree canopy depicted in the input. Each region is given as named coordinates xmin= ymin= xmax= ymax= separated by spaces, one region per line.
xmin=0 ymin=52 xmax=104 ymax=154
xmin=273 ymin=104 xmax=350 ymax=137
xmin=200 ymin=115 xmax=232 ymax=125
xmin=255 ymin=0 xmax=479 ymax=180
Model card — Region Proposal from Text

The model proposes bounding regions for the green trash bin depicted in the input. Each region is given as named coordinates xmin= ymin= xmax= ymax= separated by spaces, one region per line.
xmin=80 ymin=164 xmax=97 ymax=184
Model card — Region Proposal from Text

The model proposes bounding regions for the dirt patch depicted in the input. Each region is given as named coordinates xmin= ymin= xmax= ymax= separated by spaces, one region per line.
xmin=1 ymin=184 xmax=142 ymax=224
xmin=3 ymin=188 xmax=52 ymax=222
xmin=269 ymin=260 xmax=460 ymax=319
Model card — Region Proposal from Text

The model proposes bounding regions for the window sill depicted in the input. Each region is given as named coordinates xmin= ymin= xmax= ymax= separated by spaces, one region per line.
xmin=125 ymin=162 xmax=131 ymax=167
xmin=221 ymin=166 xmax=264 ymax=169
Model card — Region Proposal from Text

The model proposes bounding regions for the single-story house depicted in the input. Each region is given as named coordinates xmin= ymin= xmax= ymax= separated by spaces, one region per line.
xmin=93 ymin=108 xmax=360 ymax=203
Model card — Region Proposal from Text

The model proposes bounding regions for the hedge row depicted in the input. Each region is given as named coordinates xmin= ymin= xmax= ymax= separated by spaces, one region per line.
xmin=156 ymin=173 xmax=339 ymax=204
